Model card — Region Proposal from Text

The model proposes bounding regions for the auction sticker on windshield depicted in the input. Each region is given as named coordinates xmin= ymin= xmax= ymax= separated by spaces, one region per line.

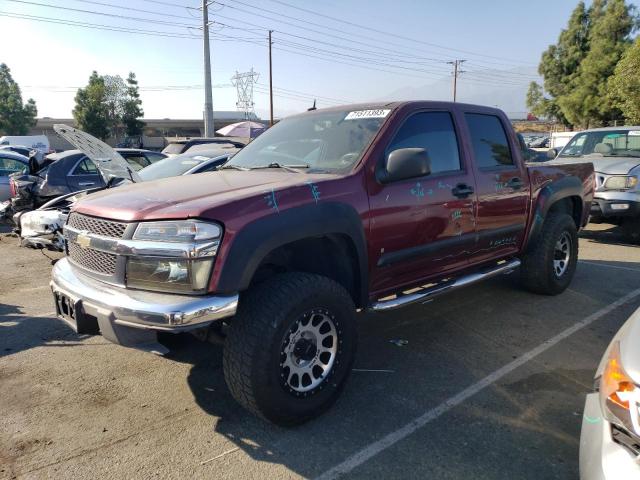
xmin=344 ymin=109 xmax=391 ymax=120
xmin=628 ymin=130 xmax=640 ymax=136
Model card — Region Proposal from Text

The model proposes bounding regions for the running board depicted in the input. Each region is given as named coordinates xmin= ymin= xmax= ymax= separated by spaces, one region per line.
xmin=369 ymin=259 xmax=521 ymax=312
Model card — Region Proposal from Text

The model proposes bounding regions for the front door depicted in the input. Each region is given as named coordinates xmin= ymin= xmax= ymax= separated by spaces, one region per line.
xmin=462 ymin=112 xmax=530 ymax=264
xmin=368 ymin=110 xmax=477 ymax=297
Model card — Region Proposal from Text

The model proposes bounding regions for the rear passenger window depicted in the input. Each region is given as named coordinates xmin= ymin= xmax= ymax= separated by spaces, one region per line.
xmin=72 ymin=158 xmax=98 ymax=175
xmin=388 ymin=112 xmax=461 ymax=174
xmin=465 ymin=113 xmax=514 ymax=168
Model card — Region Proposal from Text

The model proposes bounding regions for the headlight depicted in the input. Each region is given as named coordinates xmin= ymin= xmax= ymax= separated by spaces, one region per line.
xmin=127 ymin=257 xmax=214 ymax=293
xmin=128 ymin=220 xmax=222 ymax=293
xmin=603 ymin=176 xmax=639 ymax=190
xmin=599 ymin=341 xmax=640 ymax=436
xmin=133 ymin=220 xmax=221 ymax=242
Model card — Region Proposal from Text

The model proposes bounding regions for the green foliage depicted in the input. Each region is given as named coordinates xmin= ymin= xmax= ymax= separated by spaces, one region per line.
xmin=122 ymin=73 xmax=145 ymax=137
xmin=73 ymin=71 xmax=109 ymax=140
xmin=531 ymin=0 xmax=637 ymax=128
xmin=73 ymin=71 xmax=145 ymax=140
xmin=609 ymin=36 xmax=640 ymax=123
xmin=0 ymin=63 xmax=38 ymax=135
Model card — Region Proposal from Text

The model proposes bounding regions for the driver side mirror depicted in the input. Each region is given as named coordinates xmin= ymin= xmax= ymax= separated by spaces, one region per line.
xmin=379 ymin=148 xmax=431 ymax=184
xmin=547 ymin=148 xmax=559 ymax=160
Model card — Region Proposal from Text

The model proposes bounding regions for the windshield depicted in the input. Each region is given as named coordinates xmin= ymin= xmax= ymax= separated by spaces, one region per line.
xmin=226 ymin=108 xmax=390 ymax=173
xmin=560 ymin=130 xmax=640 ymax=158
xmin=162 ymin=143 xmax=186 ymax=155
xmin=139 ymin=152 xmax=214 ymax=181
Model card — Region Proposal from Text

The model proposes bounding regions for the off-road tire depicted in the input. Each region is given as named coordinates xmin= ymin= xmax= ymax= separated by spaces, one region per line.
xmin=520 ymin=213 xmax=578 ymax=295
xmin=223 ymin=272 xmax=357 ymax=426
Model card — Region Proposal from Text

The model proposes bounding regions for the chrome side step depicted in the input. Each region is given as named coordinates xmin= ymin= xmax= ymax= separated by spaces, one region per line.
xmin=369 ymin=258 xmax=521 ymax=312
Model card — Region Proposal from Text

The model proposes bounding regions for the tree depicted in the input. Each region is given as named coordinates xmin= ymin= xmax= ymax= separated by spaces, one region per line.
xmin=103 ymin=74 xmax=127 ymax=140
xmin=122 ymin=72 xmax=145 ymax=137
xmin=531 ymin=1 xmax=590 ymax=126
xmin=73 ymin=71 xmax=109 ymax=140
xmin=0 ymin=63 xmax=38 ymax=135
xmin=73 ymin=71 xmax=145 ymax=140
xmin=530 ymin=0 xmax=637 ymax=128
xmin=559 ymin=0 xmax=635 ymax=127
xmin=610 ymin=37 xmax=640 ymax=123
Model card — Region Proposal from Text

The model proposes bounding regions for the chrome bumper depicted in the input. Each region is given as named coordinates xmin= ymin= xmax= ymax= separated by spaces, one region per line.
xmin=50 ymin=258 xmax=238 ymax=350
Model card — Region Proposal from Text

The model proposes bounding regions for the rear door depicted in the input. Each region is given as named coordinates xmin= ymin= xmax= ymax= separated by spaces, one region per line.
xmin=368 ymin=109 xmax=477 ymax=296
xmin=66 ymin=157 xmax=105 ymax=191
xmin=462 ymin=111 xmax=530 ymax=264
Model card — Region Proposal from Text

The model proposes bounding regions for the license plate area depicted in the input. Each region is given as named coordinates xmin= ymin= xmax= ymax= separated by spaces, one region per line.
xmin=53 ymin=290 xmax=99 ymax=334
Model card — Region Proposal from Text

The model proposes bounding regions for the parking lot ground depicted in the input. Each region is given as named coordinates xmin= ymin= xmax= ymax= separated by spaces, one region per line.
xmin=1 ymin=222 xmax=640 ymax=480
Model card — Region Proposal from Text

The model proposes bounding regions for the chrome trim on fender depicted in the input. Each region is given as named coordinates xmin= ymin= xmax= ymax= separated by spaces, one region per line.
xmin=51 ymin=257 xmax=238 ymax=330
xmin=64 ymin=225 xmax=219 ymax=258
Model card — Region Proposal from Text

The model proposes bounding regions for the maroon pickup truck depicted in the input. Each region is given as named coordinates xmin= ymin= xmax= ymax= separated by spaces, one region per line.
xmin=51 ymin=102 xmax=594 ymax=425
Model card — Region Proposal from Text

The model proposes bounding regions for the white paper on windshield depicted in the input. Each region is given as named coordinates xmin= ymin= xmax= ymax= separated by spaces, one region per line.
xmin=628 ymin=130 xmax=640 ymax=136
xmin=344 ymin=109 xmax=390 ymax=120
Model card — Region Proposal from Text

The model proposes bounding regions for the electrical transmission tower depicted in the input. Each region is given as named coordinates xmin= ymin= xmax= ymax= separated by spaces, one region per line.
xmin=231 ymin=69 xmax=259 ymax=119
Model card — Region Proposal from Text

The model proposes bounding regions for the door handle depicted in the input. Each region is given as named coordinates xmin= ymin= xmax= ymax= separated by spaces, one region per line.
xmin=451 ymin=183 xmax=474 ymax=198
xmin=78 ymin=182 xmax=95 ymax=186
xmin=507 ymin=177 xmax=524 ymax=190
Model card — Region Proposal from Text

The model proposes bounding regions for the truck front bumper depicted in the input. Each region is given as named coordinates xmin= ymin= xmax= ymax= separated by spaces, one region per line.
xmin=50 ymin=257 xmax=238 ymax=353
xmin=591 ymin=192 xmax=640 ymax=220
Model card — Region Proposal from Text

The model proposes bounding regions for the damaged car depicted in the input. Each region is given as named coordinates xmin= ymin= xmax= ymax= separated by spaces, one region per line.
xmin=9 ymin=125 xmax=142 ymax=250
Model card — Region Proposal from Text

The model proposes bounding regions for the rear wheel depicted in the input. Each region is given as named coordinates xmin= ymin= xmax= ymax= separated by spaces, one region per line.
xmin=520 ymin=213 xmax=578 ymax=295
xmin=223 ymin=272 xmax=357 ymax=426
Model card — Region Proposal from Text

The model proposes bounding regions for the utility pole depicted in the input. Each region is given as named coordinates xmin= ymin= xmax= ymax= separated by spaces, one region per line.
xmin=447 ymin=59 xmax=466 ymax=102
xmin=268 ymin=30 xmax=274 ymax=127
xmin=202 ymin=0 xmax=214 ymax=137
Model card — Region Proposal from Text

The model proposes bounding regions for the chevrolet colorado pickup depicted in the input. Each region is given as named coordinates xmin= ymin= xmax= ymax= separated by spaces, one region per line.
xmin=50 ymin=102 xmax=595 ymax=425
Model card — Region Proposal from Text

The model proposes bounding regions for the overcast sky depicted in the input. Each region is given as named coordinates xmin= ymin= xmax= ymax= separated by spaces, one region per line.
xmin=2 ymin=0 xmax=638 ymax=120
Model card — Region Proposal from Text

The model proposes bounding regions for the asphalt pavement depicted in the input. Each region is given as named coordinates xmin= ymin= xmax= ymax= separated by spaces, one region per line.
xmin=1 ymin=222 xmax=639 ymax=480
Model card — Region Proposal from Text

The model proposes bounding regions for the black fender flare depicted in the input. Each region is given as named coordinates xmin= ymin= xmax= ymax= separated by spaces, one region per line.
xmin=216 ymin=202 xmax=369 ymax=306
xmin=524 ymin=175 xmax=584 ymax=252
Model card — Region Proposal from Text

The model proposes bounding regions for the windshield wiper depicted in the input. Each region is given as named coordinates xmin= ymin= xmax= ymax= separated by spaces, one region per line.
xmin=220 ymin=164 xmax=250 ymax=171
xmin=251 ymin=162 xmax=310 ymax=173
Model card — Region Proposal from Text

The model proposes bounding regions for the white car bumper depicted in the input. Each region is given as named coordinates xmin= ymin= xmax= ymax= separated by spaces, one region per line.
xmin=580 ymin=393 xmax=640 ymax=480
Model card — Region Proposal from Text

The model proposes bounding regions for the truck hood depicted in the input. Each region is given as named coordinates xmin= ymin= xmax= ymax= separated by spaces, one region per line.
xmin=73 ymin=169 xmax=339 ymax=221
xmin=586 ymin=156 xmax=640 ymax=175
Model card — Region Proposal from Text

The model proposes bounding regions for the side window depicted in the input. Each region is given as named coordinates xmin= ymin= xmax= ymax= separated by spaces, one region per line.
xmin=0 ymin=157 xmax=26 ymax=176
xmin=465 ymin=113 xmax=514 ymax=168
xmin=388 ymin=112 xmax=461 ymax=174
xmin=72 ymin=158 xmax=98 ymax=175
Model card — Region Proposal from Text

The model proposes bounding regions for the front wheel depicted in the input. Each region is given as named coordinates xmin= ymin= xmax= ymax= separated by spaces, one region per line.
xmin=520 ymin=213 xmax=578 ymax=295
xmin=223 ymin=272 xmax=357 ymax=426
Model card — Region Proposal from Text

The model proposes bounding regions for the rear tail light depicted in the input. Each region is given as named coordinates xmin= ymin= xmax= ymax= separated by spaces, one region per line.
xmin=9 ymin=177 xmax=16 ymax=198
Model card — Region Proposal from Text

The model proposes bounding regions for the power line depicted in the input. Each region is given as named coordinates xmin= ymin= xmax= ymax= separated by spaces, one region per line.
xmin=263 ymin=0 xmax=537 ymax=66
xmin=3 ymin=8 xmax=534 ymax=89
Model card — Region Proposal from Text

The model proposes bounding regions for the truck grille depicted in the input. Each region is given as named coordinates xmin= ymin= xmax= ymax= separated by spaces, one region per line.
xmin=67 ymin=213 xmax=128 ymax=238
xmin=68 ymin=242 xmax=117 ymax=275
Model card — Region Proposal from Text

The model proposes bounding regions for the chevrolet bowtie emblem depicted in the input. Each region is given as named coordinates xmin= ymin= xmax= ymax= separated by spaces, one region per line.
xmin=76 ymin=232 xmax=91 ymax=249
